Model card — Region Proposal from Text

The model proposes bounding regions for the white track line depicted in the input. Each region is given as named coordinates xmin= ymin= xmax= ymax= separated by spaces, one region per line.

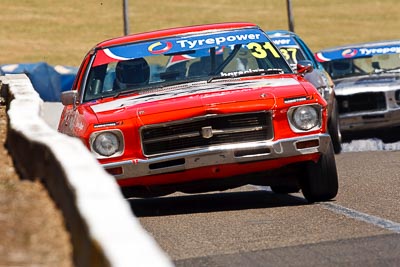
xmin=320 ymin=202 xmax=400 ymax=234
xmin=256 ymin=186 xmax=400 ymax=233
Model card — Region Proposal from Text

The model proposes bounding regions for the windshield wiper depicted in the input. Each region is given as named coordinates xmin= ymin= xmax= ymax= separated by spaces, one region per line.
xmin=113 ymin=88 xmax=142 ymax=98
xmin=207 ymin=68 xmax=283 ymax=83
xmin=369 ymin=65 xmax=400 ymax=75
xmin=381 ymin=66 xmax=400 ymax=73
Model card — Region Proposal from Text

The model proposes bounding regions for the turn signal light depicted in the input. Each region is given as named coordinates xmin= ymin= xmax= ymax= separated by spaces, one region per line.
xmin=296 ymin=139 xmax=319 ymax=149
xmin=106 ymin=167 xmax=123 ymax=175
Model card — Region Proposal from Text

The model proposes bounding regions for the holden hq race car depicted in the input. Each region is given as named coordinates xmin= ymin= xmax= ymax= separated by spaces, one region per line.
xmin=315 ymin=40 xmax=400 ymax=133
xmin=58 ymin=22 xmax=338 ymax=202
xmin=267 ymin=30 xmax=342 ymax=154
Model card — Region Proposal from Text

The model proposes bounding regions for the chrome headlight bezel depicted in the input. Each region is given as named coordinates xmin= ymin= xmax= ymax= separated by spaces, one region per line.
xmin=89 ymin=129 xmax=125 ymax=158
xmin=287 ymin=104 xmax=322 ymax=132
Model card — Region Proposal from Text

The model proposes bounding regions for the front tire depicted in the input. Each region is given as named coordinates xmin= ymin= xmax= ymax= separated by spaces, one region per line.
xmin=300 ymin=141 xmax=339 ymax=203
xmin=328 ymin=98 xmax=342 ymax=154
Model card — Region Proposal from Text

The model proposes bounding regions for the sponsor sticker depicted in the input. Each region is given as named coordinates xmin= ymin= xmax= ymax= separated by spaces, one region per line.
xmin=96 ymin=29 xmax=271 ymax=65
xmin=342 ymin=48 xmax=358 ymax=58
xmin=318 ymin=44 xmax=400 ymax=61
xmin=148 ymin=41 xmax=173 ymax=54
xmin=271 ymin=37 xmax=296 ymax=46
xmin=359 ymin=46 xmax=400 ymax=56
xmin=176 ymin=32 xmax=262 ymax=49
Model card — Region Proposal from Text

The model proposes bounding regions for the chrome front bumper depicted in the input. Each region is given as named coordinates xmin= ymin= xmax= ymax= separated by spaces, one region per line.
xmin=104 ymin=133 xmax=331 ymax=180
xmin=340 ymin=108 xmax=400 ymax=132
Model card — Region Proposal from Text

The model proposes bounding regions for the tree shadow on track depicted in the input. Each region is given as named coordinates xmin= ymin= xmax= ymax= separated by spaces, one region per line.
xmin=127 ymin=189 xmax=308 ymax=217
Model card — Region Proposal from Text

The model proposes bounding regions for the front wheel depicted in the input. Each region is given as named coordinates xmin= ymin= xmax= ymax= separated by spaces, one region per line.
xmin=328 ymin=98 xmax=342 ymax=154
xmin=300 ymin=141 xmax=339 ymax=203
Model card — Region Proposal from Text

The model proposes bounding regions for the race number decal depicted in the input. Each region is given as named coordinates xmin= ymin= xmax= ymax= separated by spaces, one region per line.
xmin=279 ymin=48 xmax=298 ymax=62
xmin=248 ymin=42 xmax=280 ymax=59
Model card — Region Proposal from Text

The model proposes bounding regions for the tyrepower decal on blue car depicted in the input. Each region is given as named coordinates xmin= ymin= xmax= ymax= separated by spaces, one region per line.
xmin=270 ymin=37 xmax=297 ymax=46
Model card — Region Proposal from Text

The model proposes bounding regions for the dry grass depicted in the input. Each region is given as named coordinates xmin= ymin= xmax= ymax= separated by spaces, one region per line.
xmin=0 ymin=0 xmax=399 ymax=66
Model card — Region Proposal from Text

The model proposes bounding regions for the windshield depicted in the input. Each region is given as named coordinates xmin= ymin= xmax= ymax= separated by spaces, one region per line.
xmin=277 ymin=46 xmax=307 ymax=66
xmin=270 ymin=36 xmax=307 ymax=66
xmin=83 ymin=28 xmax=292 ymax=102
xmin=322 ymin=54 xmax=400 ymax=79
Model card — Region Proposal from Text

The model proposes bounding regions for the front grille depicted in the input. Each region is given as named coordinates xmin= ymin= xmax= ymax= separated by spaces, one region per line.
xmin=337 ymin=92 xmax=386 ymax=113
xmin=395 ymin=90 xmax=400 ymax=105
xmin=141 ymin=111 xmax=273 ymax=156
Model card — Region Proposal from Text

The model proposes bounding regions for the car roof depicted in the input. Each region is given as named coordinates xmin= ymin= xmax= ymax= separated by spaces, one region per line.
xmin=95 ymin=22 xmax=259 ymax=49
xmin=315 ymin=40 xmax=400 ymax=62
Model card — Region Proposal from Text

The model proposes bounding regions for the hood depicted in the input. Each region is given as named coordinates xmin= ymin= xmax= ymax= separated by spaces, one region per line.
xmin=90 ymin=77 xmax=307 ymax=123
xmin=334 ymin=73 xmax=400 ymax=95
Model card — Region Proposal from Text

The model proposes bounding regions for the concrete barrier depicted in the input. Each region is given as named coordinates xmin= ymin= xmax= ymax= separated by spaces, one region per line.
xmin=0 ymin=74 xmax=173 ymax=267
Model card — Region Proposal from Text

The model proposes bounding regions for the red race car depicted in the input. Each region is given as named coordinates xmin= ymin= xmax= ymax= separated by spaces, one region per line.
xmin=59 ymin=22 xmax=338 ymax=202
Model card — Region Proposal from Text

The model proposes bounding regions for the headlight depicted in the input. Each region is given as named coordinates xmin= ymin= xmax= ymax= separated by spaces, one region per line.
xmin=90 ymin=130 xmax=124 ymax=158
xmin=288 ymin=105 xmax=321 ymax=132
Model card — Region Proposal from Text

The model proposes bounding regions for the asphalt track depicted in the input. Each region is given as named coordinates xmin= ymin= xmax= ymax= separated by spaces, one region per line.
xmin=130 ymin=151 xmax=400 ymax=266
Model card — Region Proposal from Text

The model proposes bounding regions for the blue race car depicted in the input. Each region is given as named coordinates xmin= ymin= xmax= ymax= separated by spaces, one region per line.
xmin=315 ymin=40 xmax=400 ymax=134
xmin=267 ymin=30 xmax=342 ymax=153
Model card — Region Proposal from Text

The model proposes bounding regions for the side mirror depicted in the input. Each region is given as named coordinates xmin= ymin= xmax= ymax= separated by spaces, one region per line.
xmin=61 ymin=90 xmax=78 ymax=106
xmin=296 ymin=60 xmax=314 ymax=75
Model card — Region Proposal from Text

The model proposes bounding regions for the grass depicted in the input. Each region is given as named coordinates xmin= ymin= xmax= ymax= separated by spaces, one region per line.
xmin=0 ymin=0 xmax=399 ymax=66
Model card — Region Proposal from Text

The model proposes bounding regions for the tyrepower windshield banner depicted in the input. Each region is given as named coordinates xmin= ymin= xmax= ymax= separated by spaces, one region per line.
xmin=93 ymin=29 xmax=269 ymax=66
xmin=315 ymin=43 xmax=400 ymax=62
xmin=270 ymin=36 xmax=297 ymax=47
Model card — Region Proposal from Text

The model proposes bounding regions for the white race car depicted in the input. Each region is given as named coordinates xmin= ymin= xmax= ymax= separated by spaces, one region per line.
xmin=316 ymin=40 xmax=400 ymax=134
